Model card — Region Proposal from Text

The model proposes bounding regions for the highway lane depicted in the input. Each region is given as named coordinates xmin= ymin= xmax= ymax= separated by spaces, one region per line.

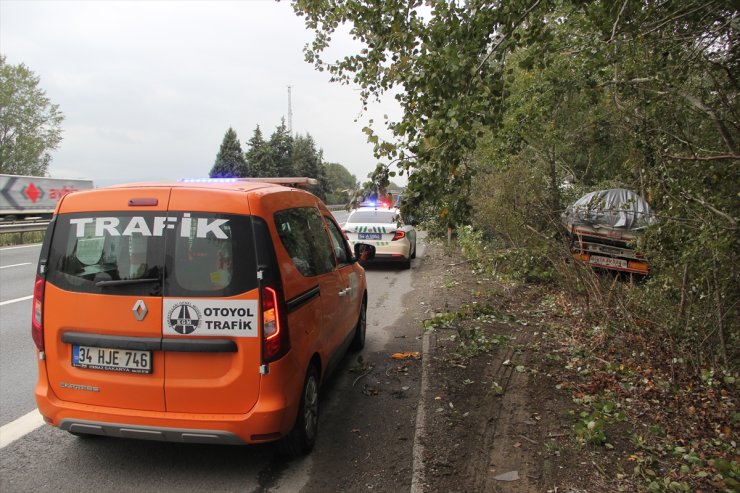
xmin=0 ymin=244 xmax=42 ymax=426
xmin=0 ymin=244 xmax=39 ymax=302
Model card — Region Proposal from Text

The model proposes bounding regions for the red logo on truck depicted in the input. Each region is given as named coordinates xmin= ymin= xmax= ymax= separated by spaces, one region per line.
xmin=22 ymin=182 xmax=43 ymax=203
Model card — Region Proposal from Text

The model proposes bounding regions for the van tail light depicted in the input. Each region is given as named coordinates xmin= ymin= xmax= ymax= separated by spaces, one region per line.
xmin=392 ymin=230 xmax=406 ymax=241
xmin=261 ymin=286 xmax=289 ymax=363
xmin=32 ymin=275 xmax=45 ymax=351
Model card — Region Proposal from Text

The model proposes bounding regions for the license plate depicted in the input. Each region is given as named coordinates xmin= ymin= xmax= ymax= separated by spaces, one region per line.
xmin=358 ymin=233 xmax=382 ymax=240
xmin=589 ymin=255 xmax=628 ymax=270
xmin=72 ymin=345 xmax=152 ymax=374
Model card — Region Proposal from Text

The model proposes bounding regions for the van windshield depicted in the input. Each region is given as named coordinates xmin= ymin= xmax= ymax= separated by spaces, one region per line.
xmin=47 ymin=212 xmax=259 ymax=297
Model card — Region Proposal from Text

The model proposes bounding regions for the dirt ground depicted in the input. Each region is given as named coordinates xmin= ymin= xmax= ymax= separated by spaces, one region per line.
xmin=408 ymin=242 xmax=593 ymax=492
xmin=401 ymin=242 xmax=736 ymax=493
xmin=299 ymin=239 xmax=735 ymax=493
xmin=303 ymin=241 xmax=610 ymax=492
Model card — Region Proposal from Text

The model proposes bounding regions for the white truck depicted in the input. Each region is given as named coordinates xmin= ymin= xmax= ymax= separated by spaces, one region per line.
xmin=0 ymin=174 xmax=93 ymax=221
xmin=562 ymin=188 xmax=656 ymax=276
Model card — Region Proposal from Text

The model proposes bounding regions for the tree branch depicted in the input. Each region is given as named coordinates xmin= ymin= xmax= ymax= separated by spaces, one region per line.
xmin=685 ymin=194 xmax=738 ymax=229
xmin=609 ymin=0 xmax=630 ymax=43
xmin=679 ymin=91 xmax=739 ymax=156
xmin=474 ymin=0 xmax=542 ymax=75
xmin=663 ymin=154 xmax=740 ymax=161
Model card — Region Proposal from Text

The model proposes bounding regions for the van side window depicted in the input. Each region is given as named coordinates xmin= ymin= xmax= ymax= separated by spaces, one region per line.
xmin=275 ymin=207 xmax=335 ymax=277
xmin=324 ymin=216 xmax=351 ymax=266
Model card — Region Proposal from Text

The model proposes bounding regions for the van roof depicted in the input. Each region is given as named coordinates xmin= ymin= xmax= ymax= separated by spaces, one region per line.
xmin=104 ymin=177 xmax=318 ymax=192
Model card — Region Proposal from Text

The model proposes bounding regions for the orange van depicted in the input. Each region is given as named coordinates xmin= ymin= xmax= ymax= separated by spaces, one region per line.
xmin=33 ymin=178 xmax=373 ymax=455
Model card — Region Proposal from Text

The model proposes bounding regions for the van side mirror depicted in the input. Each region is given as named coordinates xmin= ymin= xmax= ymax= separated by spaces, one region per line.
xmin=353 ymin=243 xmax=376 ymax=262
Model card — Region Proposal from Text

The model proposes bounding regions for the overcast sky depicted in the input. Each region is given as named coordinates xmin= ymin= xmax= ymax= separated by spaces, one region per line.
xmin=0 ymin=0 xmax=401 ymax=187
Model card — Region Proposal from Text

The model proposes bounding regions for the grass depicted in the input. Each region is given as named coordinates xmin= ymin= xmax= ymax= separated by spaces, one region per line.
xmin=0 ymin=231 xmax=45 ymax=247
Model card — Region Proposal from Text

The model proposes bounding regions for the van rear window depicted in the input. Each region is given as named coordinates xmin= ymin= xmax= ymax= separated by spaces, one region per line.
xmin=47 ymin=212 xmax=260 ymax=297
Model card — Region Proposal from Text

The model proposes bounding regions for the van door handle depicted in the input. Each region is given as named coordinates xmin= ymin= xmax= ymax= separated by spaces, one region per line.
xmin=338 ymin=287 xmax=351 ymax=297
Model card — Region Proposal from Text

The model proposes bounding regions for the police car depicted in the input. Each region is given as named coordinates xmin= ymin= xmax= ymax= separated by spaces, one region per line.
xmin=343 ymin=201 xmax=417 ymax=269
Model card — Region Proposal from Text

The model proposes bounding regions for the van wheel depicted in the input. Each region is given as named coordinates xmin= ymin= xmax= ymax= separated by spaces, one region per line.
xmin=279 ymin=364 xmax=319 ymax=457
xmin=350 ymin=299 xmax=367 ymax=351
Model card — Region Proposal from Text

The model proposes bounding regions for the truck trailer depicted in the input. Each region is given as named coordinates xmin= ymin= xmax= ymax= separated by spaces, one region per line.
xmin=0 ymin=174 xmax=93 ymax=221
xmin=562 ymin=188 xmax=656 ymax=276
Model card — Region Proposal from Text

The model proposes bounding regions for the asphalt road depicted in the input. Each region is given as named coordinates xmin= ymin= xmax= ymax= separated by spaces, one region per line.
xmin=0 ymin=244 xmax=41 ymax=426
xmin=0 ymin=219 xmax=427 ymax=492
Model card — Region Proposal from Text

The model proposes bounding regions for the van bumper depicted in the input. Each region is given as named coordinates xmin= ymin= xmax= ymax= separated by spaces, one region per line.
xmin=34 ymin=354 xmax=303 ymax=445
xmin=58 ymin=419 xmax=247 ymax=444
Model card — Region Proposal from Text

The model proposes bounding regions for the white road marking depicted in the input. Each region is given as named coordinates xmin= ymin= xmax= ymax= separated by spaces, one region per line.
xmin=0 ymin=243 xmax=41 ymax=251
xmin=0 ymin=409 xmax=45 ymax=449
xmin=0 ymin=262 xmax=32 ymax=269
xmin=0 ymin=295 xmax=33 ymax=306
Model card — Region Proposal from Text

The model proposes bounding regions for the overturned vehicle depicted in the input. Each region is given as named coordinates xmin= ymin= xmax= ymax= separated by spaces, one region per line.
xmin=562 ymin=188 xmax=657 ymax=276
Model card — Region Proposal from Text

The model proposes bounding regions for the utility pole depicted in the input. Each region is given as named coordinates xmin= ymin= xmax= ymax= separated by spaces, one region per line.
xmin=287 ymin=85 xmax=293 ymax=136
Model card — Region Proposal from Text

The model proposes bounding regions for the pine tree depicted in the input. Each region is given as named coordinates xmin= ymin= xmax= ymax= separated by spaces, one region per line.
xmin=293 ymin=133 xmax=328 ymax=200
xmin=268 ymin=119 xmax=295 ymax=177
xmin=210 ymin=127 xmax=247 ymax=178
xmin=245 ymin=125 xmax=274 ymax=177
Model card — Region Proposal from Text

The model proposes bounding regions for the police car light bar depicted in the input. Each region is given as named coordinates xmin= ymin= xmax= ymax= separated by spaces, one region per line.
xmin=179 ymin=177 xmax=319 ymax=186
xmin=359 ymin=200 xmax=393 ymax=209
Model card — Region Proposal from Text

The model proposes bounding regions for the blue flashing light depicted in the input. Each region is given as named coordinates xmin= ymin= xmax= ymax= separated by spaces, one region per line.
xmin=359 ymin=199 xmax=394 ymax=209
xmin=179 ymin=178 xmax=239 ymax=183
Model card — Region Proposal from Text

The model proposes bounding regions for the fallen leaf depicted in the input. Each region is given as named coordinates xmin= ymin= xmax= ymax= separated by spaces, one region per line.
xmin=391 ymin=352 xmax=422 ymax=360
xmin=514 ymin=442 xmax=522 ymax=448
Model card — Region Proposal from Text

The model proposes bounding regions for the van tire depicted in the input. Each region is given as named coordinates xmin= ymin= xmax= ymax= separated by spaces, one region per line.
xmin=279 ymin=364 xmax=319 ymax=457
xmin=349 ymin=298 xmax=367 ymax=351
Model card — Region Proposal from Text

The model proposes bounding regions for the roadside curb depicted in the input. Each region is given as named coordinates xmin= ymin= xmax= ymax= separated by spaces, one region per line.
xmin=410 ymin=325 xmax=431 ymax=493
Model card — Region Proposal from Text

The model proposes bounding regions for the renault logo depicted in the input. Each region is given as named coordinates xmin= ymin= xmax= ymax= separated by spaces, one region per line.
xmin=132 ymin=300 xmax=148 ymax=321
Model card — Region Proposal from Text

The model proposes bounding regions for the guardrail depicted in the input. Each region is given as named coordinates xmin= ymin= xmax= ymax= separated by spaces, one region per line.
xmin=0 ymin=221 xmax=51 ymax=235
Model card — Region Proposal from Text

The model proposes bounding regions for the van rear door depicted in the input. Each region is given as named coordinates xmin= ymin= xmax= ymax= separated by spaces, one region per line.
xmin=162 ymin=189 xmax=262 ymax=414
xmin=43 ymin=188 xmax=171 ymax=411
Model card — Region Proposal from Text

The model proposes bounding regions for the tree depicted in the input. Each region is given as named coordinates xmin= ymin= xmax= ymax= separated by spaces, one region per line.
xmin=324 ymin=161 xmax=358 ymax=204
xmin=209 ymin=127 xmax=247 ymax=178
xmin=293 ymin=133 xmax=329 ymax=199
xmin=267 ymin=119 xmax=295 ymax=177
xmin=294 ymin=0 xmax=549 ymax=226
xmin=245 ymin=125 xmax=273 ymax=177
xmin=294 ymin=1 xmax=739 ymax=367
xmin=0 ymin=55 xmax=64 ymax=176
